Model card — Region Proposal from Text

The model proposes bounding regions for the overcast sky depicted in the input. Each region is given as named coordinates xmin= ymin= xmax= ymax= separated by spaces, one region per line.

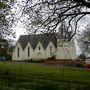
xmin=12 ymin=0 xmax=90 ymax=55
xmin=12 ymin=0 xmax=90 ymax=40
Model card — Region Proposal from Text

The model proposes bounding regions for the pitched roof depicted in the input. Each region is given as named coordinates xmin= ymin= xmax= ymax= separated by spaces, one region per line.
xmin=17 ymin=33 xmax=57 ymax=50
xmin=8 ymin=46 xmax=15 ymax=52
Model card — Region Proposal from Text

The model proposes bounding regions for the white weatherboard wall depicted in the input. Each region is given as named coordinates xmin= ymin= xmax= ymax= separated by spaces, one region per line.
xmin=12 ymin=43 xmax=24 ymax=60
xmin=34 ymin=42 xmax=45 ymax=60
xmin=45 ymin=42 xmax=56 ymax=58
xmin=12 ymin=38 xmax=77 ymax=60
xmin=24 ymin=42 xmax=34 ymax=60
xmin=56 ymin=39 xmax=77 ymax=60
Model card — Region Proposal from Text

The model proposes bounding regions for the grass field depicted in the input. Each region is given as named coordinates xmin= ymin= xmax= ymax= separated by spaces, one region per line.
xmin=0 ymin=61 xmax=90 ymax=90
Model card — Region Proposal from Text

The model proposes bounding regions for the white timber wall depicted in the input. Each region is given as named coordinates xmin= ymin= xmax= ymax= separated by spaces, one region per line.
xmin=45 ymin=42 xmax=56 ymax=58
xmin=56 ymin=39 xmax=77 ymax=60
xmin=24 ymin=42 xmax=34 ymax=60
xmin=69 ymin=40 xmax=77 ymax=60
xmin=34 ymin=42 xmax=45 ymax=60
xmin=12 ymin=39 xmax=77 ymax=60
xmin=12 ymin=43 xmax=24 ymax=60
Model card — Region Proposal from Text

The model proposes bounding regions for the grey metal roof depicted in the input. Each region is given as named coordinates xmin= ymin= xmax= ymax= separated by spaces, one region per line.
xmin=17 ymin=34 xmax=57 ymax=50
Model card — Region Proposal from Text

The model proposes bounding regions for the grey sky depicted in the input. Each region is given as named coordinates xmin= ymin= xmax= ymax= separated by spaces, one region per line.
xmin=12 ymin=0 xmax=90 ymax=55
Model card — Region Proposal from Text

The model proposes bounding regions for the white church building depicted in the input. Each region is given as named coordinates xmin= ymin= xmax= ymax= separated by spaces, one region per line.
xmin=12 ymin=33 xmax=77 ymax=61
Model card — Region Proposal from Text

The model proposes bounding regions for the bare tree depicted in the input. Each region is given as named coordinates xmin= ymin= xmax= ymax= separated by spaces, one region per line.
xmin=77 ymin=24 xmax=90 ymax=54
xmin=17 ymin=0 xmax=90 ymax=41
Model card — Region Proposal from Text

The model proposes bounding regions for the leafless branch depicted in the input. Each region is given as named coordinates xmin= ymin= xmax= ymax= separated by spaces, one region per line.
xmin=17 ymin=0 xmax=90 ymax=41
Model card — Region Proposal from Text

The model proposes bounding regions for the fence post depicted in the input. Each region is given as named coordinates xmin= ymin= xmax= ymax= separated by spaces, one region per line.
xmin=62 ymin=67 xmax=64 ymax=81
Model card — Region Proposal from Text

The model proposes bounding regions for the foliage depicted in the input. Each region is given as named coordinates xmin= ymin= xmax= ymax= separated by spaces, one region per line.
xmin=16 ymin=0 xmax=90 ymax=41
xmin=86 ymin=64 xmax=90 ymax=68
xmin=46 ymin=55 xmax=56 ymax=60
xmin=0 ymin=38 xmax=8 ymax=53
xmin=0 ymin=0 xmax=15 ymax=39
xmin=77 ymin=24 xmax=90 ymax=53
xmin=0 ymin=38 xmax=12 ymax=60
xmin=78 ymin=53 xmax=86 ymax=60
xmin=0 ymin=2 xmax=6 ymax=9
xmin=1 ymin=0 xmax=90 ymax=41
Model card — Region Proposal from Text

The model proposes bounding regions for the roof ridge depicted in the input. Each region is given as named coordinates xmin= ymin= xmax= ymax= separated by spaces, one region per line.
xmin=17 ymin=34 xmax=57 ymax=50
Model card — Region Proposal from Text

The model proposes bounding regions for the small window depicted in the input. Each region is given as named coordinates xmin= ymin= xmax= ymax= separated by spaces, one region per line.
xmin=38 ymin=46 xmax=40 ymax=50
xmin=28 ymin=46 xmax=30 ymax=57
xmin=17 ymin=47 xmax=20 ymax=57
xmin=50 ymin=45 xmax=52 ymax=55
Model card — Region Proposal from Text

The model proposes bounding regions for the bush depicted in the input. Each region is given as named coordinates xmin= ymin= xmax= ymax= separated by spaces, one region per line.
xmin=0 ymin=54 xmax=12 ymax=61
xmin=75 ymin=64 xmax=84 ymax=68
xmin=78 ymin=53 xmax=86 ymax=60
xmin=23 ymin=59 xmax=45 ymax=63
xmin=46 ymin=55 xmax=56 ymax=60
xmin=85 ymin=64 xmax=90 ymax=68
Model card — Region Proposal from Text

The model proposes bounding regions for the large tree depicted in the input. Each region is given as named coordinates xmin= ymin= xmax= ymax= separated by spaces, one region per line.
xmin=17 ymin=0 xmax=90 ymax=41
xmin=77 ymin=24 xmax=90 ymax=54
xmin=0 ymin=0 xmax=15 ymax=39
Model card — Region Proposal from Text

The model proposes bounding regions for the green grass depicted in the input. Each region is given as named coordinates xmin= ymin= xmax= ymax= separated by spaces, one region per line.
xmin=0 ymin=62 xmax=90 ymax=83
xmin=0 ymin=61 xmax=90 ymax=90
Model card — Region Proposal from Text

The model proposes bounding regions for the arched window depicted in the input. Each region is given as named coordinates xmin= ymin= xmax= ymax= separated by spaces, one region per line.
xmin=28 ymin=46 xmax=30 ymax=57
xmin=38 ymin=46 xmax=40 ymax=50
xmin=17 ymin=47 xmax=20 ymax=57
xmin=50 ymin=45 xmax=52 ymax=55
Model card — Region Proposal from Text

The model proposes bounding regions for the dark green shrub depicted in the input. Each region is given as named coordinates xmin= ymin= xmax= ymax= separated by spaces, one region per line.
xmin=78 ymin=53 xmax=86 ymax=60
xmin=46 ymin=55 xmax=56 ymax=60
xmin=75 ymin=64 xmax=84 ymax=68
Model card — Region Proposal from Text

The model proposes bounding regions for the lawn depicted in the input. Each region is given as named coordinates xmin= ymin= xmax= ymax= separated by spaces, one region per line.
xmin=0 ymin=61 xmax=90 ymax=90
